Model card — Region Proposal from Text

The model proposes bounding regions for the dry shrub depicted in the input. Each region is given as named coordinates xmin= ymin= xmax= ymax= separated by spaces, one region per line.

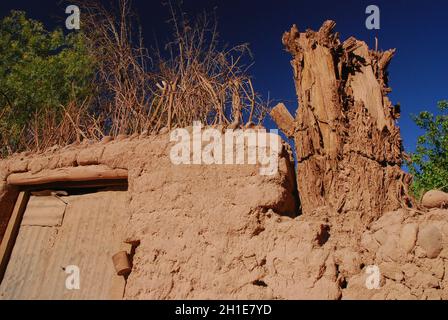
xmin=80 ymin=0 xmax=269 ymax=134
xmin=1 ymin=0 xmax=270 ymax=156
xmin=19 ymin=99 xmax=104 ymax=153
xmin=77 ymin=0 xmax=153 ymax=136
xmin=150 ymin=2 xmax=270 ymax=131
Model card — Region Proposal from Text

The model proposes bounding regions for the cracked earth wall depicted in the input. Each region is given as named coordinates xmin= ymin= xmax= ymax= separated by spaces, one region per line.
xmin=1 ymin=130 xmax=448 ymax=299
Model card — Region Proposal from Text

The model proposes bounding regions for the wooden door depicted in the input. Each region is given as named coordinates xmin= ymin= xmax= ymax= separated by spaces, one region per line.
xmin=0 ymin=190 xmax=128 ymax=299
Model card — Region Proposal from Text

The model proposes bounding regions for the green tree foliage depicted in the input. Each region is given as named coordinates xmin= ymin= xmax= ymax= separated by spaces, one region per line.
xmin=0 ymin=10 xmax=94 ymax=155
xmin=409 ymin=100 xmax=448 ymax=197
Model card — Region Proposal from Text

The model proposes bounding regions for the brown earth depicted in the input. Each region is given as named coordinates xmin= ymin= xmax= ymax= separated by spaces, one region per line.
xmin=0 ymin=131 xmax=447 ymax=299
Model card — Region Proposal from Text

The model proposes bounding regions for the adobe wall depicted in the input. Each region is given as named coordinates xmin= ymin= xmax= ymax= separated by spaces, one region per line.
xmin=1 ymin=130 xmax=448 ymax=299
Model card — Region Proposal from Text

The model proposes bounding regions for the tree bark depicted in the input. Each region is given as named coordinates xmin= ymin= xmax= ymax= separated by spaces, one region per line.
xmin=273 ymin=21 xmax=414 ymax=220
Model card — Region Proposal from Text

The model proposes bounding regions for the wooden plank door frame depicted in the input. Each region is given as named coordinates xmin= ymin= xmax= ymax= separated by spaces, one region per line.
xmin=0 ymin=169 xmax=129 ymax=286
xmin=0 ymin=191 xmax=30 ymax=284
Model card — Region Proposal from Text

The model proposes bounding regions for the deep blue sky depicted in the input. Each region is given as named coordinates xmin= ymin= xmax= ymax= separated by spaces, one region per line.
xmin=1 ymin=0 xmax=447 ymax=153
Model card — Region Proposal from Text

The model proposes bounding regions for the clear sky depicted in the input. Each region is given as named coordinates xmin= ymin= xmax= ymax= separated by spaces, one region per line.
xmin=1 ymin=0 xmax=447 ymax=154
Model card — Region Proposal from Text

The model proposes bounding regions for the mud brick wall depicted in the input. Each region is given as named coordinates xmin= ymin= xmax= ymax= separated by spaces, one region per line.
xmin=1 ymin=130 xmax=448 ymax=299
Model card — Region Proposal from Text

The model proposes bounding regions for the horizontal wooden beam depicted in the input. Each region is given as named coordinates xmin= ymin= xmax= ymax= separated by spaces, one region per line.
xmin=7 ymin=165 xmax=128 ymax=186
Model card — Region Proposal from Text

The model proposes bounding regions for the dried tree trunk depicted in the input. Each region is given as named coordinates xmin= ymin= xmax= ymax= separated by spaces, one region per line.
xmin=272 ymin=21 xmax=413 ymax=219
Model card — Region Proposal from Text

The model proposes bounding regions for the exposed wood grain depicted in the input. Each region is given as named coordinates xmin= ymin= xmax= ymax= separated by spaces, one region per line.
xmin=281 ymin=20 xmax=414 ymax=218
xmin=0 ymin=191 xmax=29 ymax=284
xmin=270 ymin=103 xmax=295 ymax=138
xmin=7 ymin=165 xmax=128 ymax=186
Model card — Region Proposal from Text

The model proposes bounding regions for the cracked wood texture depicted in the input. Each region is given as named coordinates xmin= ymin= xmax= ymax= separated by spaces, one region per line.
xmin=277 ymin=20 xmax=413 ymax=219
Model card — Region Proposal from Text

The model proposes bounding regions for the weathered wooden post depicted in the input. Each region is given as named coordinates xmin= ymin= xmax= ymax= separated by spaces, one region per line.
xmin=271 ymin=21 xmax=413 ymax=220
